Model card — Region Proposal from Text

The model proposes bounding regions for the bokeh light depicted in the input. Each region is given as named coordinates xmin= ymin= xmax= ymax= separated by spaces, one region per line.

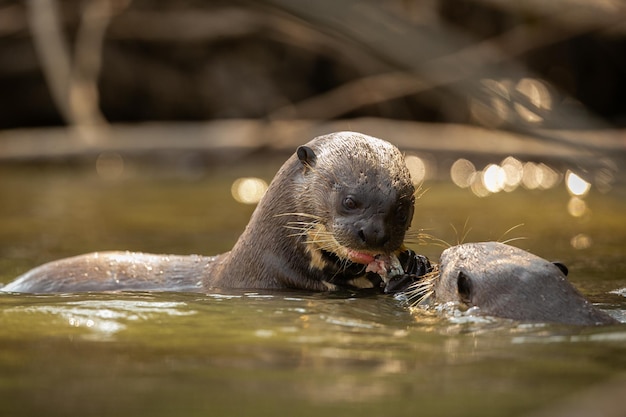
xmin=405 ymin=155 xmax=427 ymax=185
xmin=469 ymin=172 xmax=490 ymax=197
xmin=450 ymin=158 xmax=476 ymax=188
xmin=566 ymin=171 xmax=591 ymax=196
xmin=514 ymin=78 xmax=553 ymax=124
xmin=453 ymin=156 xmax=560 ymax=197
xmin=482 ymin=164 xmax=506 ymax=193
xmin=521 ymin=162 xmax=541 ymax=190
xmin=501 ymin=157 xmax=521 ymax=191
xmin=231 ymin=177 xmax=268 ymax=204
xmin=567 ymin=196 xmax=589 ymax=217
xmin=570 ymin=233 xmax=592 ymax=250
xmin=520 ymin=162 xmax=560 ymax=190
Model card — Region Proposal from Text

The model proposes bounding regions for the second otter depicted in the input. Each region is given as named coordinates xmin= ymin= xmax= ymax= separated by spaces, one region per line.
xmin=2 ymin=132 xmax=421 ymax=294
xmin=407 ymin=242 xmax=618 ymax=326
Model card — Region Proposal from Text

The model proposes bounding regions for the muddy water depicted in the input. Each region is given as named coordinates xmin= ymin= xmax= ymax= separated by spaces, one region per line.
xmin=0 ymin=162 xmax=624 ymax=417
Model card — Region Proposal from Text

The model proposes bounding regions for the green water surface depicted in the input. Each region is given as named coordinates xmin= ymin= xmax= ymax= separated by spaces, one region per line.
xmin=0 ymin=162 xmax=624 ymax=417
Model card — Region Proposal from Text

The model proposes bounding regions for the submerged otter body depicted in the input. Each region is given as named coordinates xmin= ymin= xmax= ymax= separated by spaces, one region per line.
xmin=409 ymin=242 xmax=617 ymax=326
xmin=2 ymin=132 xmax=416 ymax=294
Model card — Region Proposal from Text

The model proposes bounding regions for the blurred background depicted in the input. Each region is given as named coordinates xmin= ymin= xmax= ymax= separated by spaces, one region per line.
xmin=1 ymin=0 xmax=625 ymax=128
xmin=1 ymin=0 xmax=625 ymax=191
xmin=0 ymin=0 xmax=625 ymax=263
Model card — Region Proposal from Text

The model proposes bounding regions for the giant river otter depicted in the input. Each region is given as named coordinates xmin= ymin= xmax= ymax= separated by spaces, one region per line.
xmin=1 ymin=132 xmax=424 ymax=294
xmin=406 ymin=242 xmax=618 ymax=326
xmin=1 ymin=133 xmax=617 ymax=326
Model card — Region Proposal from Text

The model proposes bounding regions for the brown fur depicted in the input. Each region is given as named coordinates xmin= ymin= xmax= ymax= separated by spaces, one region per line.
xmin=2 ymin=132 xmax=415 ymax=294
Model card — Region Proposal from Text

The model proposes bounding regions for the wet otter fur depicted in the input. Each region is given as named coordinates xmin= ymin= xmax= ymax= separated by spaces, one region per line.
xmin=2 ymin=132 xmax=416 ymax=294
xmin=407 ymin=242 xmax=618 ymax=326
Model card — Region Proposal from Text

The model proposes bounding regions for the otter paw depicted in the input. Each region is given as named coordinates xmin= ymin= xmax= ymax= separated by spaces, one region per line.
xmin=384 ymin=249 xmax=432 ymax=294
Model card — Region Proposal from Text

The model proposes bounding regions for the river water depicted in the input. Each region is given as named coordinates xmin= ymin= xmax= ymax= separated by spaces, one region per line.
xmin=0 ymin=160 xmax=624 ymax=417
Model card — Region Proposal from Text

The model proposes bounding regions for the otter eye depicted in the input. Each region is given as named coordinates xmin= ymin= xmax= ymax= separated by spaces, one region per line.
xmin=396 ymin=202 xmax=414 ymax=226
xmin=396 ymin=205 xmax=408 ymax=224
xmin=343 ymin=196 xmax=357 ymax=210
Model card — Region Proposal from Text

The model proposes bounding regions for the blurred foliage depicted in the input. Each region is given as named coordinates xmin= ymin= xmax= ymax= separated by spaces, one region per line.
xmin=1 ymin=0 xmax=625 ymax=129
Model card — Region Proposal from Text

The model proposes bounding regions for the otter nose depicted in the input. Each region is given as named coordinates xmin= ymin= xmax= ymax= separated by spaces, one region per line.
xmin=358 ymin=220 xmax=390 ymax=248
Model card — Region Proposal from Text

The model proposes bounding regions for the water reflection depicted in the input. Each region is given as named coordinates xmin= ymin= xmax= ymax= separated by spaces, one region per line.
xmin=3 ymin=298 xmax=195 ymax=340
xmin=1 ymin=289 xmax=623 ymax=417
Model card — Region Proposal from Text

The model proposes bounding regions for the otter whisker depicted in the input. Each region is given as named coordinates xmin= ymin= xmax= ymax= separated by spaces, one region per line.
xmin=276 ymin=212 xmax=324 ymax=221
xmin=449 ymin=218 xmax=472 ymax=246
xmin=500 ymin=236 xmax=528 ymax=245
xmin=304 ymin=240 xmax=339 ymax=248
xmin=283 ymin=225 xmax=315 ymax=233
xmin=284 ymin=226 xmax=316 ymax=236
xmin=284 ymin=224 xmax=317 ymax=230
xmin=322 ymin=254 xmax=355 ymax=282
xmin=405 ymin=231 xmax=451 ymax=249
xmin=283 ymin=220 xmax=325 ymax=234
xmin=497 ymin=223 xmax=526 ymax=245
xmin=318 ymin=243 xmax=342 ymax=251
xmin=410 ymin=290 xmax=434 ymax=306
xmin=405 ymin=266 xmax=439 ymax=306
xmin=284 ymin=226 xmax=318 ymax=234
xmin=285 ymin=220 xmax=320 ymax=225
xmin=410 ymin=283 xmax=434 ymax=293
xmin=412 ymin=184 xmax=428 ymax=201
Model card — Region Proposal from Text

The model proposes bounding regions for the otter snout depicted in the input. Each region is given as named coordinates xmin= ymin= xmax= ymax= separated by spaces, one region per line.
xmin=357 ymin=217 xmax=390 ymax=249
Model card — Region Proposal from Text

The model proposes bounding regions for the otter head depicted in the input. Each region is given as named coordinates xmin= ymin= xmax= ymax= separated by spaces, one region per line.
xmin=434 ymin=242 xmax=570 ymax=310
xmin=427 ymin=242 xmax=616 ymax=325
xmin=292 ymin=132 xmax=415 ymax=278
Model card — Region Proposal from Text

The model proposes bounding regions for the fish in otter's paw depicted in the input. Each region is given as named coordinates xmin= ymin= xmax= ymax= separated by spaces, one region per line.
xmin=403 ymin=242 xmax=618 ymax=326
xmin=2 ymin=131 xmax=430 ymax=294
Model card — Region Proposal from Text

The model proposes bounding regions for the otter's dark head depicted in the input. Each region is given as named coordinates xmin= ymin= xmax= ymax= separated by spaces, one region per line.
xmin=429 ymin=242 xmax=616 ymax=325
xmin=292 ymin=132 xmax=415 ymax=274
xmin=435 ymin=242 xmax=570 ymax=309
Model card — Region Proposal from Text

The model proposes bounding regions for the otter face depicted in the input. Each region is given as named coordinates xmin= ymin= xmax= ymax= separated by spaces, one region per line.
xmin=293 ymin=132 xmax=415 ymax=279
xmin=435 ymin=242 xmax=570 ymax=309
xmin=428 ymin=242 xmax=616 ymax=325
xmin=330 ymin=178 xmax=414 ymax=254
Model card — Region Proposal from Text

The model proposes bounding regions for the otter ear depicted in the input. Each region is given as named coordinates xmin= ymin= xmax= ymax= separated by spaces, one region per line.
xmin=553 ymin=262 xmax=568 ymax=276
xmin=297 ymin=145 xmax=317 ymax=170
xmin=457 ymin=271 xmax=473 ymax=305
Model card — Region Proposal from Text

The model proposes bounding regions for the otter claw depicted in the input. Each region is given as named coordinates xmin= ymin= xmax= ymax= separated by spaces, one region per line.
xmin=384 ymin=249 xmax=432 ymax=294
